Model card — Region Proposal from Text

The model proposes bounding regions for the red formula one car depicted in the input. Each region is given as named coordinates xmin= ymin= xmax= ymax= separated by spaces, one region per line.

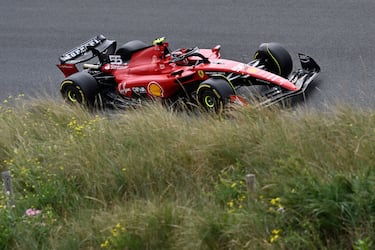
xmin=57 ymin=35 xmax=320 ymax=112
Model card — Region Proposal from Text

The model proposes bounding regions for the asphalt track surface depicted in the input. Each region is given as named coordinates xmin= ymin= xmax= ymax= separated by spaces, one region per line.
xmin=1 ymin=0 xmax=375 ymax=109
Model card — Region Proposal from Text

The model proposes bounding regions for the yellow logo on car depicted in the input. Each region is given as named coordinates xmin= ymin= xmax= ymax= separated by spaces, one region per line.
xmin=148 ymin=82 xmax=164 ymax=97
xmin=247 ymin=67 xmax=258 ymax=74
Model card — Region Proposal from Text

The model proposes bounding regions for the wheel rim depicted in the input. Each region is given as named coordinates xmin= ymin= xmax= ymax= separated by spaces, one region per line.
xmin=67 ymin=90 xmax=78 ymax=102
xmin=204 ymin=95 xmax=215 ymax=108
xmin=199 ymin=89 xmax=222 ymax=112
xmin=61 ymin=84 xmax=85 ymax=104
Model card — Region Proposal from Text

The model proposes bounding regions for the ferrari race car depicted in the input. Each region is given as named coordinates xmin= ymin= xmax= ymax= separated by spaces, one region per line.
xmin=57 ymin=35 xmax=320 ymax=112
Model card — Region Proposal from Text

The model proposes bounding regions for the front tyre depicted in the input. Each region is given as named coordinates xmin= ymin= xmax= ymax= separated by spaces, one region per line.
xmin=60 ymin=72 xmax=99 ymax=107
xmin=197 ymin=77 xmax=235 ymax=113
xmin=254 ymin=42 xmax=293 ymax=78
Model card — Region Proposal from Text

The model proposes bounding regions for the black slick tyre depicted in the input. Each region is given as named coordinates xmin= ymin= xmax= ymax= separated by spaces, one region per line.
xmin=254 ymin=42 xmax=293 ymax=78
xmin=196 ymin=77 xmax=235 ymax=113
xmin=60 ymin=72 xmax=99 ymax=107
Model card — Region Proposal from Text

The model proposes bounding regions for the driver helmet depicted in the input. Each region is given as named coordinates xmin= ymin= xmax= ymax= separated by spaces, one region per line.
xmin=153 ymin=37 xmax=170 ymax=56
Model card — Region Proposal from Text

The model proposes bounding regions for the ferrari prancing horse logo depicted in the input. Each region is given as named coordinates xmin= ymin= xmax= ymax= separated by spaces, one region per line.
xmin=198 ymin=70 xmax=205 ymax=78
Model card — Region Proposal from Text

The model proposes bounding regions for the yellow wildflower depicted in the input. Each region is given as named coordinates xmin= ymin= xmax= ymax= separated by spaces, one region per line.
xmin=100 ymin=240 xmax=110 ymax=248
xmin=270 ymin=229 xmax=281 ymax=243
xmin=227 ymin=200 xmax=234 ymax=208
xmin=270 ymin=197 xmax=281 ymax=205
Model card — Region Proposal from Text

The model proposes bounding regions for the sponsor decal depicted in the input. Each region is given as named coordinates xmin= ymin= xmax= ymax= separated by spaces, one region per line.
xmin=60 ymin=47 xmax=86 ymax=61
xmin=60 ymin=37 xmax=101 ymax=61
xmin=205 ymin=71 xmax=223 ymax=76
xmin=211 ymin=61 xmax=225 ymax=65
xmin=57 ymin=64 xmax=78 ymax=77
xmin=132 ymin=87 xmax=147 ymax=95
xmin=58 ymin=64 xmax=76 ymax=69
xmin=104 ymin=64 xmax=128 ymax=70
xmin=231 ymin=63 xmax=247 ymax=72
xmin=197 ymin=70 xmax=205 ymax=78
xmin=147 ymin=81 xmax=164 ymax=97
xmin=118 ymin=82 xmax=131 ymax=95
xmin=247 ymin=67 xmax=258 ymax=74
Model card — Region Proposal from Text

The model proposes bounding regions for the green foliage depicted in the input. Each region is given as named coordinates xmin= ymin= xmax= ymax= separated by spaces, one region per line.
xmin=0 ymin=193 xmax=15 ymax=249
xmin=1 ymin=97 xmax=375 ymax=249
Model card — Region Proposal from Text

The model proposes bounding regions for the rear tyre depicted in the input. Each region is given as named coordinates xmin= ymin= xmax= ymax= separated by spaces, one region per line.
xmin=197 ymin=77 xmax=235 ymax=113
xmin=254 ymin=42 xmax=293 ymax=78
xmin=60 ymin=72 xmax=99 ymax=107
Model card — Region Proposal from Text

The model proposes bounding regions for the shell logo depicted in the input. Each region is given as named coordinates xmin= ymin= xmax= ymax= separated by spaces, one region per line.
xmin=148 ymin=81 xmax=164 ymax=97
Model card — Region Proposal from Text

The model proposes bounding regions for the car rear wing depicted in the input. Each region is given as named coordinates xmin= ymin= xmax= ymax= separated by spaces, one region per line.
xmin=59 ymin=34 xmax=117 ymax=64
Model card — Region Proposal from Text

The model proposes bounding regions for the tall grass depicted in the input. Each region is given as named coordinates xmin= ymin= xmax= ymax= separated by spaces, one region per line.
xmin=1 ymin=96 xmax=375 ymax=249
